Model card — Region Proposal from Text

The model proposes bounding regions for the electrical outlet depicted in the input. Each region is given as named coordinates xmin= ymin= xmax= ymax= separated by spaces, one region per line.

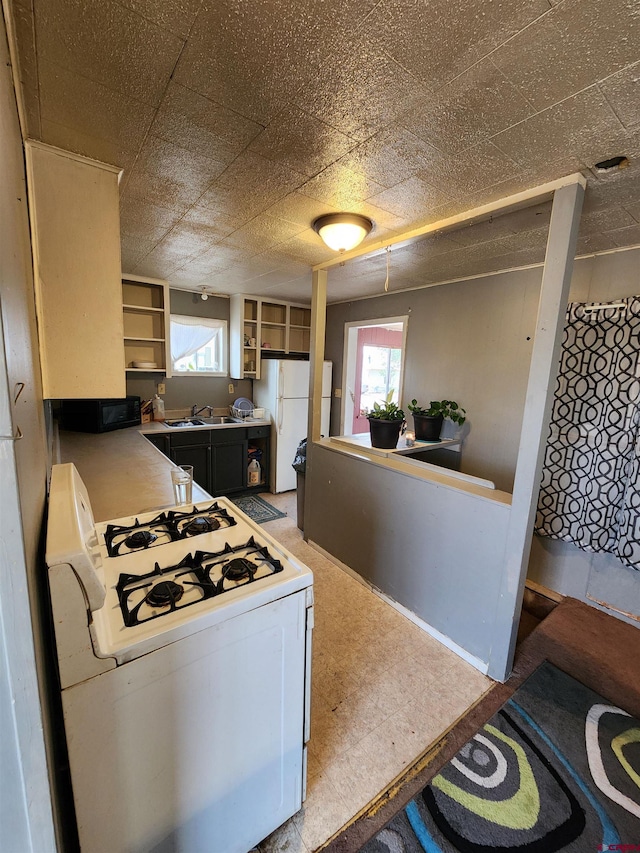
xmin=228 ymin=383 xmax=234 ymax=394
xmin=334 ymin=388 xmax=342 ymax=398
xmin=157 ymin=383 xmax=166 ymax=395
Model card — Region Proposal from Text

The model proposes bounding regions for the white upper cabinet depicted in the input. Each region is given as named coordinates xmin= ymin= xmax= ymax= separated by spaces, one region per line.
xmin=25 ymin=141 xmax=126 ymax=399
xmin=229 ymin=294 xmax=312 ymax=380
xmin=122 ymin=276 xmax=170 ymax=376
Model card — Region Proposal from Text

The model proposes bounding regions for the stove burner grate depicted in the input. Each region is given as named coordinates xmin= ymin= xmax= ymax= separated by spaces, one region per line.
xmin=125 ymin=529 xmax=157 ymax=549
xmin=145 ymin=580 xmax=184 ymax=608
xmin=183 ymin=516 xmax=220 ymax=536
xmin=104 ymin=502 xmax=237 ymax=557
xmin=116 ymin=537 xmax=284 ymax=627
xmin=222 ymin=558 xmax=257 ymax=582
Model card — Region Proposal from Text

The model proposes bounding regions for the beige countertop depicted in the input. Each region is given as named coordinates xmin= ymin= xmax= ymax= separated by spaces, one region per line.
xmin=56 ymin=421 xmax=271 ymax=522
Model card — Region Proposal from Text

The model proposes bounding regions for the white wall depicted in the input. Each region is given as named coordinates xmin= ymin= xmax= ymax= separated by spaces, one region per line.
xmin=0 ymin=9 xmax=57 ymax=852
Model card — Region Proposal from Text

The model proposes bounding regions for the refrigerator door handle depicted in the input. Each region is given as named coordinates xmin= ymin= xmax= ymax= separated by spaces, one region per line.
xmin=278 ymin=363 xmax=284 ymax=434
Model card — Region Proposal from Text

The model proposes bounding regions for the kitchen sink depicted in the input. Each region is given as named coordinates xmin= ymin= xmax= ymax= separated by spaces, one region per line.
xmin=164 ymin=416 xmax=241 ymax=428
xmin=165 ymin=418 xmax=207 ymax=428
xmin=200 ymin=416 xmax=238 ymax=424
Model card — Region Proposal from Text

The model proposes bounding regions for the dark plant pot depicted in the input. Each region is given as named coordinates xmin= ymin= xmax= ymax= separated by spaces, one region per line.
xmin=413 ymin=413 xmax=444 ymax=441
xmin=368 ymin=417 xmax=403 ymax=449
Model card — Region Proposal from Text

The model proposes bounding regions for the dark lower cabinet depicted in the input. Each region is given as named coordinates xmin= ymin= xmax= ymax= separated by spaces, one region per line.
xmin=152 ymin=425 xmax=271 ymax=497
xmin=144 ymin=432 xmax=170 ymax=457
xmin=211 ymin=440 xmax=248 ymax=494
xmin=171 ymin=444 xmax=211 ymax=492
xmin=167 ymin=429 xmax=213 ymax=492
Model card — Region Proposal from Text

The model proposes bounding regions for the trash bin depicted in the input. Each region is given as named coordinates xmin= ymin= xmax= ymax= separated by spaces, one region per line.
xmin=292 ymin=439 xmax=307 ymax=531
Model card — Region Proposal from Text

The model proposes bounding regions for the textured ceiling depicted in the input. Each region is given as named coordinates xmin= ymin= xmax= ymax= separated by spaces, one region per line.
xmin=7 ymin=0 xmax=640 ymax=304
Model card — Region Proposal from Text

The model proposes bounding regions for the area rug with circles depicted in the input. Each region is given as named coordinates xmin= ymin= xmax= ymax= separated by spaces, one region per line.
xmin=361 ymin=660 xmax=640 ymax=853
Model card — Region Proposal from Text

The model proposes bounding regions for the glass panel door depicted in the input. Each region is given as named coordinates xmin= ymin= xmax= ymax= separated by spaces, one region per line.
xmin=352 ymin=326 xmax=404 ymax=434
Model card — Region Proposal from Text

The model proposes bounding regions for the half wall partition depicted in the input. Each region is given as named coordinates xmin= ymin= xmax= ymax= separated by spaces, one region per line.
xmin=304 ymin=175 xmax=586 ymax=682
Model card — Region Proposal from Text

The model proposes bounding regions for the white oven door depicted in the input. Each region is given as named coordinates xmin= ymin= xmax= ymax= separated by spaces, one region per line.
xmin=62 ymin=590 xmax=307 ymax=853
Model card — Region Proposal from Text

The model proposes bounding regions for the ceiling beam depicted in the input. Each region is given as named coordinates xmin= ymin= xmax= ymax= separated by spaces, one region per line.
xmin=312 ymin=173 xmax=588 ymax=272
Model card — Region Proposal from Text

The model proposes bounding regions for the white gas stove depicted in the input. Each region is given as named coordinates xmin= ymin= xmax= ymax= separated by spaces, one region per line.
xmin=46 ymin=463 xmax=313 ymax=853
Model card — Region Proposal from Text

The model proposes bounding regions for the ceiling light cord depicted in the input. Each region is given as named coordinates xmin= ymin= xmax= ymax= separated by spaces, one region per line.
xmin=384 ymin=246 xmax=391 ymax=292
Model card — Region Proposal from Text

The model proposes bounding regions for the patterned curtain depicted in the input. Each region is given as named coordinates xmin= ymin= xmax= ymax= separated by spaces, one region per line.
xmin=535 ymin=296 xmax=640 ymax=570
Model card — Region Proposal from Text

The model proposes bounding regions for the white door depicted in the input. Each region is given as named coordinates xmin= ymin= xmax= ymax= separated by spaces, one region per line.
xmin=342 ymin=319 xmax=408 ymax=435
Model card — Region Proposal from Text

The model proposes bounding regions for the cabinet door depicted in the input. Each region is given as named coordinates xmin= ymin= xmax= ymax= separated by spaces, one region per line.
xmin=170 ymin=444 xmax=211 ymax=493
xmin=25 ymin=142 xmax=125 ymax=398
xmin=211 ymin=440 xmax=248 ymax=495
xmin=145 ymin=433 xmax=170 ymax=457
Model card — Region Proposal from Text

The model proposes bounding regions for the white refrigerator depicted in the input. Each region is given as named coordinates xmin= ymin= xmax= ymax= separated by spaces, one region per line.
xmin=253 ymin=359 xmax=332 ymax=493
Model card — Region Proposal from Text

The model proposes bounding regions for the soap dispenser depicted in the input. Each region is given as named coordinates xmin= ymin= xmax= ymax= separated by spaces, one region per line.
xmin=152 ymin=394 xmax=165 ymax=422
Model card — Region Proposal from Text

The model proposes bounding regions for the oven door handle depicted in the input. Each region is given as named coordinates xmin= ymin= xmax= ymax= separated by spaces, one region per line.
xmin=303 ymin=599 xmax=313 ymax=745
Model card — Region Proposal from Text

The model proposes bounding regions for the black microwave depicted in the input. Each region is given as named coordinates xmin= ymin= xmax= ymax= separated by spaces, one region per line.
xmin=61 ymin=396 xmax=141 ymax=433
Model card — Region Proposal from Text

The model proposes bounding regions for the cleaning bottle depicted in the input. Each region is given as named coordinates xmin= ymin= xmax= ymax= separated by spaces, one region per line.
xmin=248 ymin=457 xmax=261 ymax=486
xmin=152 ymin=393 xmax=165 ymax=422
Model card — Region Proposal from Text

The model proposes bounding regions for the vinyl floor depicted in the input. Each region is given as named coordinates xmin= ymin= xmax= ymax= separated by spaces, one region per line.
xmin=256 ymin=491 xmax=493 ymax=853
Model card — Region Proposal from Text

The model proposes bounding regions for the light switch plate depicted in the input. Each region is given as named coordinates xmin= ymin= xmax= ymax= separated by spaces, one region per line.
xmin=157 ymin=383 xmax=166 ymax=395
xmin=228 ymin=383 xmax=234 ymax=394
xmin=334 ymin=388 xmax=342 ymax=398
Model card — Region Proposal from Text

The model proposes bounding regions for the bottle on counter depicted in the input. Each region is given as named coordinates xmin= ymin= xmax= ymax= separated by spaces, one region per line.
xmin=152 ymin=394 xmax=165 ymax=422
xmin=248 ymin=458 xmax=261 ymax=486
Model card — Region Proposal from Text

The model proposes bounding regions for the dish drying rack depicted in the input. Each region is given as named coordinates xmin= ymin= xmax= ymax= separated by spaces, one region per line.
xmin=230 ymin=404 xmax=268 ymax=421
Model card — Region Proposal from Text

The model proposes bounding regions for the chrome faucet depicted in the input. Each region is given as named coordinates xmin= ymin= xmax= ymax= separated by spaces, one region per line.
xmin=191 ymin=404 xmax=213 ymax=417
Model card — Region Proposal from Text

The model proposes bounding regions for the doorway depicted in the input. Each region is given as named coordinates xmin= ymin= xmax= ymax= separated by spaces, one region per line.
xmin=342 ymin=317 xmax=408 ymax=435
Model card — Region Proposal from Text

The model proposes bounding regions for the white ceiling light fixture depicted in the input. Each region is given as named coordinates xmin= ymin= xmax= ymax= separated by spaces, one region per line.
xmin=313 ymin=213 xmax=373 ymax=253
xmin=199 ymin=286 xmax=209 ymax=301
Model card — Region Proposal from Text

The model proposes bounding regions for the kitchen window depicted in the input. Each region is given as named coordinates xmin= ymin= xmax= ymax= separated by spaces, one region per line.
xmin=170 ymin=315 xmax=227 ymax=376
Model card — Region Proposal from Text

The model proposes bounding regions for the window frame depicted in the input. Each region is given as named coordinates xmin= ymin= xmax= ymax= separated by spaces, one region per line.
xmin=169 ymin=314 xmax=228 ymax=377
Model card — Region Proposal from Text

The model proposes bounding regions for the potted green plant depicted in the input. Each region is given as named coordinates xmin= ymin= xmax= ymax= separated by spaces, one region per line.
xmin=367 ymin=391 xmax=405 ymax=448
xmin=408 ymin=399 xmax=466 ymax=441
